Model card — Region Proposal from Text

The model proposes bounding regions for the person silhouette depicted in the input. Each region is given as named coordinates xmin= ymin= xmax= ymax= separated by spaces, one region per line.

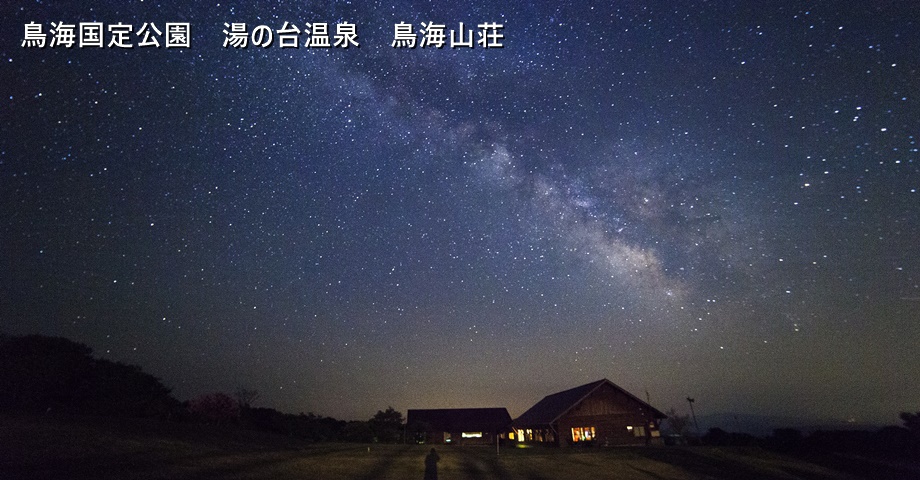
xmin=423 ymin=447 xmax=440 ymax=480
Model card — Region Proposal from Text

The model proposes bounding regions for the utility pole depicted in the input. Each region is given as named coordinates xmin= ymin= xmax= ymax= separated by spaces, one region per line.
xmin=686 ymin=397 xmax=700 ymax=437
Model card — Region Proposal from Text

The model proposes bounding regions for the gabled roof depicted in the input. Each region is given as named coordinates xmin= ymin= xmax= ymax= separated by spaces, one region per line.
xmin=514 ymin=379 xmax=667 ymax=426
xmin=407 ymin=408 xmax=512 ymax=432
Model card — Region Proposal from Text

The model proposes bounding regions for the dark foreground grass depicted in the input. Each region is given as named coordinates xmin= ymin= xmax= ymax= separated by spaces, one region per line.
xmin=2 ymin=414 xmax=916 ymax=479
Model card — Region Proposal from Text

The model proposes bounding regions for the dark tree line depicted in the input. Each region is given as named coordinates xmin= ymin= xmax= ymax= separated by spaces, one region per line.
xmin=238 ymin=406 xmax=348 ymax=441
xmin=234 ymin=404 xmax=405 ymax=443
xmin=0 ymin=334 xmax=180 ymax=418
xmin=663 ymin=405 xmax=920 ymax=455
xmin=1 ymin=334 xmax=407 ymax=443
xmin=699 ymin=420 xmax=920 ymax=457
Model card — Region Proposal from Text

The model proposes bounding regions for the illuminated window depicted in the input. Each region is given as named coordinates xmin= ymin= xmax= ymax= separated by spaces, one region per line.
xmin=516 ymin=429 xmax=525 ymax=442
xmin=461 ymin=432 xmax=482 ymax=438
xmin=571 ymin=426 xmax=595 ymax=442
xmin=627 ymin=425 xmax=646 ymax=437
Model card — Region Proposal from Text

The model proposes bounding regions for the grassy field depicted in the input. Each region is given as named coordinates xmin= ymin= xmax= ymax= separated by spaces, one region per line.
xmin=1 ymin=414 xmax=915 ymax=479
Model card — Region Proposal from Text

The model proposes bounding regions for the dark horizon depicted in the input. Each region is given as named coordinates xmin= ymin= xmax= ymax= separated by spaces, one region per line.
xmin=3 ymin=2 xmax=918 ymax=426
xmin=4 ymin=330 xmax=907 ymax=436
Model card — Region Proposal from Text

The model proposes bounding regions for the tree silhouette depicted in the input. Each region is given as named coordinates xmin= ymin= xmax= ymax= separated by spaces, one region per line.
xmin=235 ymin=387 xmax=260 ymax=409
xmin=188 ymin=392 xmax=240 ymax=424
xmin=900 ymin=411 xmax=920 ymax=447
xmin=900 ymin=412 xmax=920 ymax=434
xmin=0 ymin=334 xmax=178 ymax=417
xmin=369 ymin=406 xmax=404 ymax=443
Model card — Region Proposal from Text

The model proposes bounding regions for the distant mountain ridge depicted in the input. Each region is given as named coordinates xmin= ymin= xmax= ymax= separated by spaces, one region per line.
xmin=691 ymin=413 xmax=887 ymax=437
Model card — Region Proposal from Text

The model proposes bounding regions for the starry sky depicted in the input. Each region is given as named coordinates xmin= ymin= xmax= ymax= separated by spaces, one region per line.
xmin=2 ymin=1 xmax=919 ymax=425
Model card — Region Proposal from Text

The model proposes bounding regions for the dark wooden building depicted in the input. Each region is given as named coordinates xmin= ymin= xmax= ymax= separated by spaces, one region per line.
xmin=406 ymin=408 xmax=512 ymax=445
xmin=513 ymin=379 xmax=666 ymax=447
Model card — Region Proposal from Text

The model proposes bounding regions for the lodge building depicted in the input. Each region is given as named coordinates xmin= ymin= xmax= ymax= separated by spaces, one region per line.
xmin=408 ymin=379 xmax=666 ymax=447
xmin=406 ymin=407 xmax=512 ymax=445
xmin=513 ymin=379 xmax=666 ymax=447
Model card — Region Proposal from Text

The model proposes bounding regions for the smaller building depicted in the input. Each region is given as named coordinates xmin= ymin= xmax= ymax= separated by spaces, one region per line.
xmin=514 ymin=379 xmax=667 ymax=447
xmin=407 ymin=408 xmax=512 ymax=445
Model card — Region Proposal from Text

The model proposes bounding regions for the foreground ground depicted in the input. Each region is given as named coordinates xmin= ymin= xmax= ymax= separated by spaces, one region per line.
xmin=1 ymin=414 xmax=917 ymax=479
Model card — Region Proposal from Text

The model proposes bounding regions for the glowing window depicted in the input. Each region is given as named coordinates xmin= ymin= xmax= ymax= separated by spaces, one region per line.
xmin=571 ymin=426 xmax=595 ymax=442
xmin=627 ymin=425 xmax=646 ymax=437
xmin=461 ymin=432 xmax=482 ymax=438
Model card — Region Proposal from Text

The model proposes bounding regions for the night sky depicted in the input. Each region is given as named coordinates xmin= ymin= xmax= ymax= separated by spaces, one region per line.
xmin=3 ymin=1 xmax=919 ymax=425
